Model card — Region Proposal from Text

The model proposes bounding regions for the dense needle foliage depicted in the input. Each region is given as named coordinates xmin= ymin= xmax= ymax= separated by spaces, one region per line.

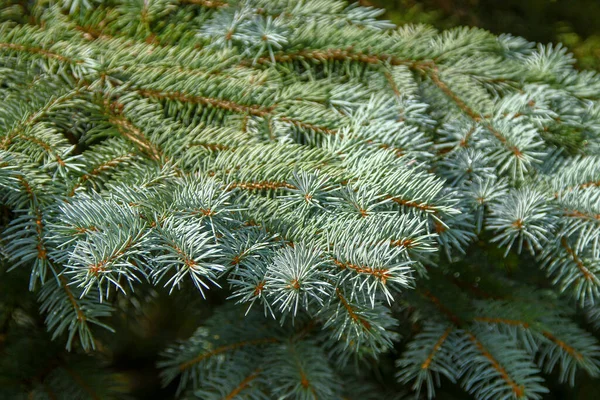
xmin=1 ymin=0 xmax=600 ymax=399
xmin=372 ymin=0 xmax=600 ymax=71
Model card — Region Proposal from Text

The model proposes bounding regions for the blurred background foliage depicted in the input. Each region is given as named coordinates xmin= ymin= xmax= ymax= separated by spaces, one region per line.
xmin=369 ymin=0 xmax=600 ymax=70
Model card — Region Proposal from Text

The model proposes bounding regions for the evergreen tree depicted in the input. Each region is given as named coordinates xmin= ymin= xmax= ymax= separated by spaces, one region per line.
xmin=1 ymin=1 xmax=600 ymax=399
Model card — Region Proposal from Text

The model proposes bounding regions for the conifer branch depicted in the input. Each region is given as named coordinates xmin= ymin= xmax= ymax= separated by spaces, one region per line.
xmin=253 ymin=48 xmax=415 ymax=67
xmin=179 ymin=0 xmax=228 ymax=8
xmin=560 ymin=237 xmax=595 ymax=282
xmin=59 ymin=275 xmax=87 ymax=323
xmin=3 ymin=1 xmax=600 ymax=397
xmin=223 ymin=368 xmax=262 ymax=400
xmin=421 ymin=326 xmax=453 ymax=370
xmin=106 ymin=110 xmax=163 ymax=162
xmin=229 ymin=181 xmax=296 ymax=191
xmin=466 ymin=332 xmax=525 ymax=397
xmin=1 ymin=90 xmax=81 ymax=150
xmin=332 ymin=257 xmax=391 ymax=284
xmin=136 ymin=89 xmax=337 ymax=134
xmin=0 ymin=43 xmax=83 ymax=64
xmin=137 ymin=89 xmax=271 ymax=117
xmin=178 ymin=338 xmax=278 ymax=371
xmin=336 ymin=288 xmax=371 ymax=331
xmin=68 ymin=153 xmax=137 ymax=196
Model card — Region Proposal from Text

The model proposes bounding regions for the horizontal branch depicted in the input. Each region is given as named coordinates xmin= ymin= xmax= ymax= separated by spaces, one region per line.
xmin=389 ymin=196 xmax=438 ymax=212
xmin=0 ymin=42 xmax=83 ymax=64
xmin=1 ymin=90 xmax=81 ymax=151
xmin=137 ymin=89 xmax=337 ymax=134
xmin=474 ymin=316 xmax=584 ymax=361
xmin=390 ymin=238 xmax=417 ymax=249
xmin=564 ymin=209 xmax=600 ymax=221
xmin=332 ymin=257 xmax=391 ymax=284
xmin=278 ymin=116 xmax=337 ymax=135
xmin=252 ymin=48 xmax=418 ymax=68
xmin=474 ymin=317 xmax=528 ymax=328
xmin=228 ymin=181 xmax=296 ymax=191
xmin=138 ymin=89 xmax=270 ymax=116
xmin=188 ymin=142 xmax=231 ymax=151
xmin=179 ymin=0 xmax=228 ymax=7
xmin=580 ymin=180 xmax=600 ymax=189
xmin=262 ymin=48 xmax=521 ymax=153
xmin=68 ymin=153 xmax=137 ymax=196
xmin=178 ymin=338 xmax=277 ymax=371
xmin=75 ymin=25 xmax=113 ymax=41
